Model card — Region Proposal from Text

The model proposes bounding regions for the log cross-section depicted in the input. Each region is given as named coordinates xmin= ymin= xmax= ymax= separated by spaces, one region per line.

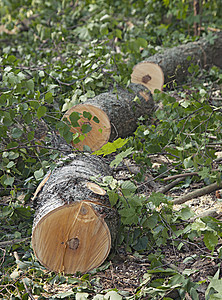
xmin=32 ymin=153 xmax=118 ymax=274
xmin=131 ymin=62 xmax=164 ymax=94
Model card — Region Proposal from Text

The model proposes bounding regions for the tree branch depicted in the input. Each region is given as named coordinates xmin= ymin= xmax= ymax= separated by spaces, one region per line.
xmin=163 ymin=172 xmax=199 ymax=181
xmin=173 ymin=181 xmax=222 ymax=205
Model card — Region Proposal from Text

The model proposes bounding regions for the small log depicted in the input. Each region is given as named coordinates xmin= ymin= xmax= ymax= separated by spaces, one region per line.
xmin=32 ymin=153 xmax=118 ymax=274
xmin=62 ymin=84 xmax=154 ymax=151
xmin=131 ymin=62 xmax=164 ymax=94
xmin=132 ymin=32 xmax=222 ymax=91
xmin=173 ymin=181 xmax=222 ymax=205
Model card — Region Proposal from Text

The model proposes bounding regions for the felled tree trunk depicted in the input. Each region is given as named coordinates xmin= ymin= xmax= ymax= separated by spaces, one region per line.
xmin=32 ymin=153 xmax=118 ymax=274
xmin=62 ymin=83 xmax=154 ymax=151
xmin=131 ymin=32 xmax=222 ymax=91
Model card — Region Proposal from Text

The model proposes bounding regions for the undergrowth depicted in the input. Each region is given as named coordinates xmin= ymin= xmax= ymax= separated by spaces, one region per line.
xmin=0 ymin=0 xmax=222 ymax=299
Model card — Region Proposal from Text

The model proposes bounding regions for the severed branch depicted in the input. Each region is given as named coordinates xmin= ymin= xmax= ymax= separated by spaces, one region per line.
xmin=158 ymin=178 xmax=183 ymax=194
xmin=163 ymin=172 xmax=199 ymax=181
xmin=173 ymin=181 xmax=222 ymax=205
xmin=0 ymin=237 xmax=30 ymax=248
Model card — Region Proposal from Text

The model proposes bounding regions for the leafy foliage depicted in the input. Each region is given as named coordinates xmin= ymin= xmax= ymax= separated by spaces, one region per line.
xmin=0 ymin=0 xmax=222 ymax=298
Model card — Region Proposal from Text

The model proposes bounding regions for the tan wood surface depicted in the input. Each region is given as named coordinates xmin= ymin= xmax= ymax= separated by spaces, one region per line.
xmin=131 ymin=61 xmax=164 ymax=94
xmin=32 ymin=201 xmax=111 ymax=274
xmin=86 ymin=182 xmax=106 ymax=195
xmin=63 ymin=104 xmax=111 ymax=151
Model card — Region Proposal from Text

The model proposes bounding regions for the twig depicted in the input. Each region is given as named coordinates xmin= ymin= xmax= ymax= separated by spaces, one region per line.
xmin=163 ymin=172 xmax=199 ymax=181
xmin=0 ymin=237 xmax=30 ymax=248
xmin=110 ymin=261 xmax=117 ymax=289
xmin=189 ymin=209 xmax=219 ymax=223
xmin=13 ymin=252 xmax=35 ymax=300
xmin=22 ymin=278 xmax=35 ymax=300
xmin=0 ymin=247 xmax=6 ymax=268
xmin=158 ymin=178 xmax=184 ymax=193
xmin=173 ymin=181 xmax=222 ymax=205
xmin=138 ymin=162 xmax=183 ymax=188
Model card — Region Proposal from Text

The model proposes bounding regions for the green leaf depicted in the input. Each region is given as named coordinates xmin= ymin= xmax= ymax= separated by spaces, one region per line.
xmin=2 ymin=113 xmax=13 ymax=126
xmin=27 ymin=131 xmax=34 ymax=141
xmin=144 ymin=213 xmax=158 ymax=230
xmin=203 ymin=231 xmax=218 ymax=251
xmin=26 ymin=79 xmax=34 ymax=92
xmin=104 ymin=290 xmax=122 ymax=300
xmin=93 ymin=138 xmax=128 ymax=156
xmin=100 ymin=24 xmax=108 ymax=35
xmin=205 ymin=269 xmax=222 ymax=299
xmin=53 ymin=290 xmax=76 ymax=299
xmin=189 ymin=287 xmax=199 ymax=300
xmin=39 ymin=70 xmax=45 ymax=77
xmin=115 ymin=29 xmax=122 ymax=39
xmin=76 ymin=292 xmax=89 ymax=300
xmin=93 ymin=116 xmax=100 ymax=123
xmin=34 ymin=168 xmax=44 ymax=181
xmin=83 ymin=111 xmax=92 ymax=120
xmin=180 ymin=207 xmax=195 ymax=220
xmin=81 ymin=123 xmax=92 ymax=134
xmin=136 ymin=37 xmax=148 ymax=48
xmin=198 ymin=167 xmax=210 ymax=180
xmin=119 ymin=207 xmax=138 ymax=225
xmin=4 ymin=175 xmax=14 ymax=186
xmin=149 ymin=192 xmax=167 ymax=207
xmin=6 ymin=161 xmax=15 ymax=168
xmin=192 ymin=219 xmax=206 ymax=231
xmin=37 ymin=106 xmax=47 ymax=119
xmin=110 ymin=147 xmax=134 ymax=168
xmin=11 ymin=128 xmax=23 ymax=138
xmin=8 ymin=152 xmax=19 ymax=160
xmin=183 ymin=156 xmax=193 ymax=168
xmin=45 ymin=92 xmax=53 ymax=103
xmin=133 ymin=236 xmax=148 ymax=251
xmin=121 ymin=180 xmax=137 ymax=195
xmin=100 ymin=14 xmax=110 ymax=22
xmin=69 ymin=111 xmax=80 ymax=127
xmin=108 ymin=190 xmax=119 ymax=207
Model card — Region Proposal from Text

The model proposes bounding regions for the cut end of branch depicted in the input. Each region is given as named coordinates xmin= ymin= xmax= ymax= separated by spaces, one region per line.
xmin=86 ymin=182 xmax=106 ymax=195
xmin=131 ymin=62 xmax=164 ymax=94
xmin=62 ymin=104 xmax=111 ymax=152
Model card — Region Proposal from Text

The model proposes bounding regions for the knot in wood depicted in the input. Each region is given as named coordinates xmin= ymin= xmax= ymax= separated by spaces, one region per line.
xmin=67 ymin=237 xmax=79 ymax=250
xmin=80 ymin=205 xmax=87 ymax=215
xmin=142 ymin=74 xmax=152 ymax=84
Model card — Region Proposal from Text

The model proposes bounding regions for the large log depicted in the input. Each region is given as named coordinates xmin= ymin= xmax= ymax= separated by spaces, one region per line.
xmin=32 ymin=153 xmax=118 ymax=274
xmin=62 ymin=84 xmax=154 ymax=151
xmin=131 ymin=32 xmax=222 ymax=92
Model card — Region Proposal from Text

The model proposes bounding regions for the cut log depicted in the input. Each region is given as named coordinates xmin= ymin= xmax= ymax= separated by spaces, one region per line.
xmin=132 ymin=32 xmax=222 ymax=91
xmin=131 ymin=62 xmax=164 ymax=94
xmin=32 ymin=153 xmax=118 ymax=274
xmin=62 ymin=84 xmax=154 ymax=151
